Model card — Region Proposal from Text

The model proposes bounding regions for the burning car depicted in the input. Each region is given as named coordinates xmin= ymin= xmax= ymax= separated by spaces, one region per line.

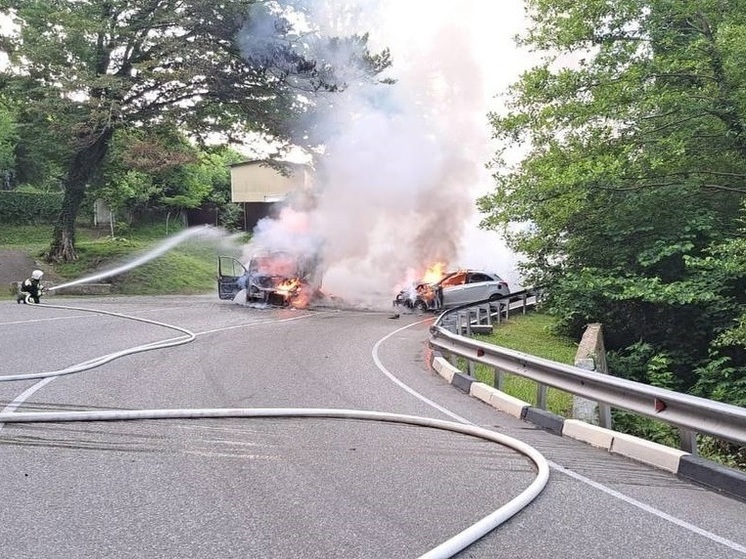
xmin=394 ymin=269 xmax=510 ymax=312
xmin=217 ymin=251 xmax=321 ymax=307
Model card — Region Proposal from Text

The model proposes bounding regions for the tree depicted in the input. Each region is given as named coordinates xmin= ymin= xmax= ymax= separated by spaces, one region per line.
xmin=0 ymin=98 xmax=16 ymax=188
xmin=480 ymin=0 xmax=746 ymax=400
xmin=0 ymin=76 xmax=68 ymax=190
xmin=0 ymin=0 xmax=390 ymax=261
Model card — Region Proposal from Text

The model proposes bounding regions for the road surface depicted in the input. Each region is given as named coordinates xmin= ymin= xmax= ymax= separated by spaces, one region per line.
xmin=0 ymin=295 xmax=744 ymax=558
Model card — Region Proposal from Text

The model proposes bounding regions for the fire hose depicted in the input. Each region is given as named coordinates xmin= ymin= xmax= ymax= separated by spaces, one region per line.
xmin=5 ymin=299 xmax=550 ymax=559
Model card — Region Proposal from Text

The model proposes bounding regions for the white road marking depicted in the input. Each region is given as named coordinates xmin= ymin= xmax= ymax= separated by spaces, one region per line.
xmin=4 ymin=305 xmax=744 ymax=555
xmin=0 ymin=377 xmax=57 ymax=431
xmin=0 ymin=312 xmax=319 ymax=431
xmin=0 ymin=306 xmax=194 ymax=327
xmin=551 ymin=461 xmax=746 ymax=554
xmin=372 ymin=320 xmax=470 ymax=424
xmin=371 ymin=319 xmax=746 ymax=555
xmin=195 ymin=312 xmax=319 ymax=336
xmin=0 ymin=315 xmax=91 ymax=326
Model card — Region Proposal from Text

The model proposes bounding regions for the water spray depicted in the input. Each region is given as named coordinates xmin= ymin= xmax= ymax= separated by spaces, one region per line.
xmin=48 ymin=226 xmax=222 ymax=292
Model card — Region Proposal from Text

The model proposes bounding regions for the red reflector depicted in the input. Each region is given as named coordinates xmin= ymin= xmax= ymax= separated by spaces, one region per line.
xmin=477 ymin=348 xmax=485 ymax=357
xmin=654 ymin=398 xmax=667 ymax=413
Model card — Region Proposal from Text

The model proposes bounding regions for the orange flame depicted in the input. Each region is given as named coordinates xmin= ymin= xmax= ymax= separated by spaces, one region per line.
xmin=422 ymin=262 xmax=446 ymax=284
xmin=290 ymin=287 xmax=313 ymax=309
xmin=276 ymin=278 xmax=301 ymax=294
xmin=277 ymin=278 xmax=315 ymax=309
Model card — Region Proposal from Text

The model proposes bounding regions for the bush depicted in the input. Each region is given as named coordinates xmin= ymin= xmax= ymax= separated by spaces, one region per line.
xmin=0 ymin=190 xmax=62 ymax=224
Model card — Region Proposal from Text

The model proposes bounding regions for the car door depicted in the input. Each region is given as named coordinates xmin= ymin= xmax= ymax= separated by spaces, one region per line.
xmin=464 ymin=272 xmax=495 ymax=303
xmin=440 ymin=272 xmax=468 ymax=306
xmin=217 ymin=256 xmax=247 ymax=300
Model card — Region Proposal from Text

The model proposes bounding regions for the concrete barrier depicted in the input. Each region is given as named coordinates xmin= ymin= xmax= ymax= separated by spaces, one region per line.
xmin=432 ymin=356 xmax=457 ymax=383
xmin=468 ymin=382 xmax=529 ymax=419
xmin=524 ymin=408 xmax=565 ymax=435
xmin=611 ymin=433 xmax=688 ymax=473
xmin=562 ymin=419 xmax=615 ymax=449
xmin=451 ymin=371 xmax=474 ymax=393
xmin=429 ymin=346 xmax=745 ymax=500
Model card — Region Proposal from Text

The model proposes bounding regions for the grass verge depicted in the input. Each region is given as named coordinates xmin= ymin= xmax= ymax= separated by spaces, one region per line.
xmin=1 ymin=223 xmax=244 ymax=297
xmin=467 ymin=312 xmax=577 ymax=418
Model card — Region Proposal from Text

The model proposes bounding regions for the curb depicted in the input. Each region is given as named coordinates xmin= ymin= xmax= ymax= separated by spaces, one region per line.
xmin=9 ymin=281 xmax=112 ymax=296
xmin=428 ymin=353 xmax=746 ymax=501
xmin=678 ymin=455 xmax=746 ymax=501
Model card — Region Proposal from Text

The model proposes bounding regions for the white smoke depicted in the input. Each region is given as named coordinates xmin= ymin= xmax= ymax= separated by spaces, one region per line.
xmin=240 ymin=0 xmax=513 ymax=308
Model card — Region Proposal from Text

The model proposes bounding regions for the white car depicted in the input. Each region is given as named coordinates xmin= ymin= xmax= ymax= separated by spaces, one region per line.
xmin=394 ymin=269 xmax=510 ymax=311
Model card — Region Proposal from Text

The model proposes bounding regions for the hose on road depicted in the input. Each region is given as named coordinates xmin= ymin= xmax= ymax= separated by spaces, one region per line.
xmin=1 ymin=300 xmax=195 ymax=382
xmin=6 ymin=300 xmax=550 ymax=559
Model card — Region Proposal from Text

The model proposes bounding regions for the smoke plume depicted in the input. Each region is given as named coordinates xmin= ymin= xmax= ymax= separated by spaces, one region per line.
xmin=239 ymin=1 xmax=493 ymax=308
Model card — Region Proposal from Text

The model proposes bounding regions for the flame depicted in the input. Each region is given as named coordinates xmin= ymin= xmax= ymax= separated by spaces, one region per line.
xmin=276 ymin=278 xmax=301 ymax=294
xmin=291 ymin=287 xmax=313 ymax=309
xmin=422 ymin=262 xmax=446 ymax=284
xmin=276 ymin=278 xmax=315 ymax=309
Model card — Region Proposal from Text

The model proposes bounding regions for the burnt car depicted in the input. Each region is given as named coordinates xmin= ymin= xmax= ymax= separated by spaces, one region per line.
xmin=394 ymin=269 xmax=510 ymax=312
xmin=218 ymin=251 xmax=321 ymax=307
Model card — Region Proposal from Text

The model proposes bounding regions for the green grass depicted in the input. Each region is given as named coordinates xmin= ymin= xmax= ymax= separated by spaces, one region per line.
xmin=0 ymin=224 xmax=55 ymax=249
xmin=0 ymin=224 xmax=105 ymax=251
xmin=113 ymin=245 xmax=219 ymax=295
xmin=1 ymin=223 xmax=243 ymax=296
xmin=469 ymin=312 xmax=577 ymax=417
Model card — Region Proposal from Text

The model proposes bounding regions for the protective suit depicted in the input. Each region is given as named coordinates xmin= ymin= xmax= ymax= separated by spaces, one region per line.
xmin=17 ymin=269 xmax=44 ymax=304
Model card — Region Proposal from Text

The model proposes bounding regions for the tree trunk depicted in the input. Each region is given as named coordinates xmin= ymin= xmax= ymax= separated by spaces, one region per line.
xmin=47 ymin=128 xmax=113 ymax=262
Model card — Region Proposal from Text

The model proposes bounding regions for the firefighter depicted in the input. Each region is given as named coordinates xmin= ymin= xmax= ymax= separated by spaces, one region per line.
xmin=17 ymin=269 xmax=44 ymax=304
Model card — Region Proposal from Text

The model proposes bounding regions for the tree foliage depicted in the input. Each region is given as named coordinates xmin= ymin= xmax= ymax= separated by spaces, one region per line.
xmin=480 ymin=0 xmax=746 ymax=405
xmin=94 ymin=127 xmax=244 ymax=222
xmin=0 ymin=97 xmax=17 ymax=184
xmin=0 ymin=0 xmax=390 ymax=260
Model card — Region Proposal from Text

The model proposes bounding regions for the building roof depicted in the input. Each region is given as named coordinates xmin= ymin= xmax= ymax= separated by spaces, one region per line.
xmin=229 ymin=159 xmax=309 ymax=170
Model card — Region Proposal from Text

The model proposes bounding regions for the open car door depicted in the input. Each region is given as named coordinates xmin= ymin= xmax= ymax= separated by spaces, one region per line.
xmin=439 ymin=271 xmax=468 ymax=307
xmin=217 ymin=256 xmax=247 ymax=300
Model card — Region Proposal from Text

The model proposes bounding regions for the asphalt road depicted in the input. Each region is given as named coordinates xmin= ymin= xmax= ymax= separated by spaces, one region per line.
xmin=0 ymin=295 xmax=744 ymax=559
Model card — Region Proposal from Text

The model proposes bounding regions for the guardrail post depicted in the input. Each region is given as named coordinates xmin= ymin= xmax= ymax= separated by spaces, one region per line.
xmin=522 ymin=293 xmax=528 ymax=314
xmin=463 ymin=310 xmax=476 ymax=377
xmin=493 ymin=366 xmax=504 ymax=391
xmin=679 ymin=428 xmax=698 ymax=455
xmin=598 ymin=403 xmax=612 ymax=430
xmin=536 ymin=383 xmax=548 ymax=410
xmin=449 ymin=353 xmax=458 ymax=367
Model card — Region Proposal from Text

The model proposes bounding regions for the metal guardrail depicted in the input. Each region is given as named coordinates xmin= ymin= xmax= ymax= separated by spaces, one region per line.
xmin=429 ymin=291 xmax=746 ymax=447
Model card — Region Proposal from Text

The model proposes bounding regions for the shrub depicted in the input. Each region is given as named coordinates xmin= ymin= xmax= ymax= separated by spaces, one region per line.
xmin=0 ymin=190 xmax=62 ymax=224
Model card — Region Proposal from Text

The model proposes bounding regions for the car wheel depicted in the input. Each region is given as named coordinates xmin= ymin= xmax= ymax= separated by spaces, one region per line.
xmin=414 ymin=299 xmax=428 ymax=313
